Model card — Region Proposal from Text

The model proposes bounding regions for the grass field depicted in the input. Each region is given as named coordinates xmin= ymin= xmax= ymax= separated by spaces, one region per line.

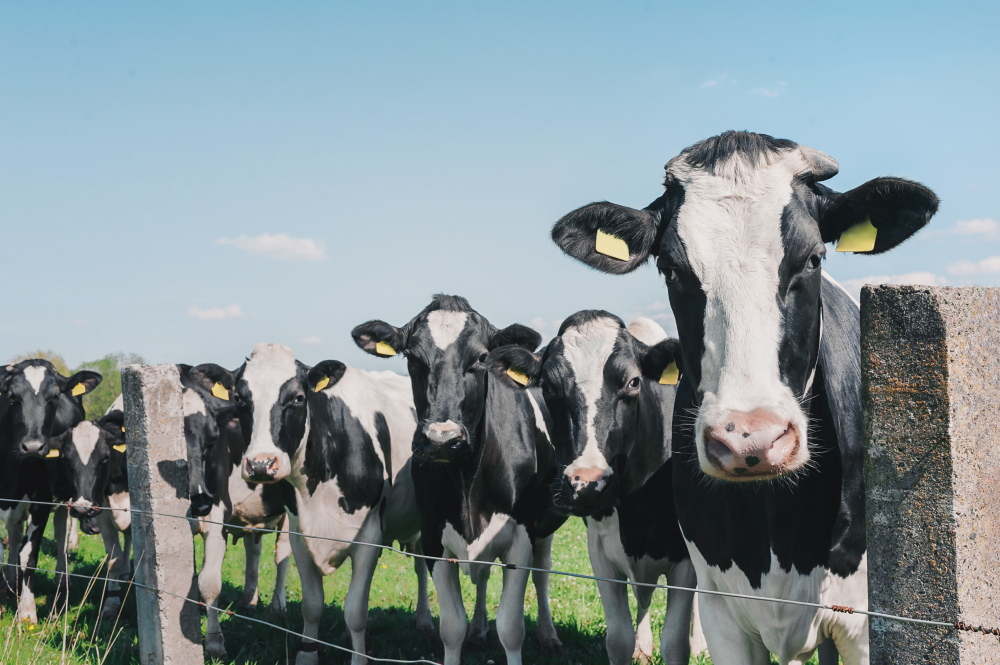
xmin=0 ymin=518 xmax=825 ymax=664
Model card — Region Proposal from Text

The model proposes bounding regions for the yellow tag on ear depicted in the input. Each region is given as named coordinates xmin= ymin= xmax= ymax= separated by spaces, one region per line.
xmin=121 ymin=426 xmax=125 ymax=432
xmin=314 ymin=376 xmax=330 ymax=392
xmin=659 ymin=362 xmax=679 ymax=386
xmin=836 ymin=217 xmax=878 ymax=253
xmin=375 ymin=341 xmax=396 ymax=356
xmin=595 ymin=229 xmax=630 ymax=262
xmin=46 ymin=448 xmax=60 ymax=458
xmin=112 ymin=444 xmax=126 ymax=453
xmin=211 ymin=382 xmax=230 ymax=400
xmin=506 ymin=367 xmax=529 ymax=386
xmin=71 ymin=383 xmax=86 ymax=397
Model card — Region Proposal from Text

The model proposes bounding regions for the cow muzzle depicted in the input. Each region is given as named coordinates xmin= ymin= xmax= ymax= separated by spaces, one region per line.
xmin=418 ymin=421 xmax=470 ymax=462
xmin=558 ymin=466 xmax=614 ymax=515
xmin=71 ymin=500 xmax=101 ymax=519
xmin=244 ymin=454 xmax=281 ymax=483
xmin=703 ymin=409 xmax=800 ymax=480
xmin=20 ymin=439 xmax=48 ymax=457
xmin=189 ymin=492 xmax=214 ymax=517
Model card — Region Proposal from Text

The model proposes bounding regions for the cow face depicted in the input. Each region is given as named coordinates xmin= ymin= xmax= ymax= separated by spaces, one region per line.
xmin=352 ymin=295 xmax=540 ymax=465
xmin=486 ymin=312 xmax=679 ymax=515
xmin=54 ymin=413 xmax=124 ymax=518
xmin=178 ymin=363 xmax=238 ymax=516
xmin=552 ymin=131 xmax=938 ymax=483
xmin=0 ymin=360 xmax=101 ymax=457
xmin=234 ymin=344 xmax=311 ymax=483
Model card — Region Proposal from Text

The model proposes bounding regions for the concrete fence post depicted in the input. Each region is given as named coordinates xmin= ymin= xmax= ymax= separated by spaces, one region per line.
xmin=122 ymin=364 xmax=205 ymax=665
xmin=862 ymin=285 xmax=1000 ymax=664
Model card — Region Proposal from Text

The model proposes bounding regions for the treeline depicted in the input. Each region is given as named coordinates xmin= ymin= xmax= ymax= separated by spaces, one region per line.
xmin=7 ymin=350 xmax=145 ymax=419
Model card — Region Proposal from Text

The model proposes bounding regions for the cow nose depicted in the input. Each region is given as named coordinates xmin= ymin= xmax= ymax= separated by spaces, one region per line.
xmin=424 ymin=421 xmax=464 ymax=445
xmin=21 ymin=439 xmax=46 ymax=456
xmin=71 ymin=502 xmax=101 ymax=518
xmin=80 ymin=517 xmax=101 ymax=535
xmin=244 ymin=454 xmax=279 ymax=481
xmin=704 ymin=409 xmax=799 ymax=478
xmin=189 ymin=493 xmax=214 ymax=517
xmin=567 ymin=466 xmax=611 ymax=494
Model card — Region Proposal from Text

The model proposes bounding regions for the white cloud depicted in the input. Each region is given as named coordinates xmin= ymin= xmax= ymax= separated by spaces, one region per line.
xmin=298 ymin=335 xmax=323 ymax=346
xmin=749 ymin=82 xmax=787 ymax=97
xmin=217 ymin=233 xmax=326 ymax=262
xmin=188 ymin=303 xmax=244 ymax=321
xmin=700 ymin=75 xmax=735 ymax=89
xmin=70 ymin=318 xmax=88 ymax=327
xmin=530 ymin=317 xmax=565 ymax=339
xmin=953 ymin=218 xmax=999 ymax=240
xmin=839 ymin=272 xmax=947 ymax=300
xmin=948 ymin=256 xmax=1000 ymax=275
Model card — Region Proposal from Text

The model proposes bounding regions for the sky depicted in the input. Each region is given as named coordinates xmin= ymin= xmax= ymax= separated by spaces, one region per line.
xmin=2 ymin=1 xmax=998 ymax=374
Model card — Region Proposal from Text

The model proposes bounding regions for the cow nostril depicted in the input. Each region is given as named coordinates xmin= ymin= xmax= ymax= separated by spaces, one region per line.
xmin=745 ymin=455 xmax=761 ymax=467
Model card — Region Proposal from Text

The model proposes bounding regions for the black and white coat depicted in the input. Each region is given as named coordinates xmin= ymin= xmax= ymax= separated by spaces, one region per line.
xmin=235 ymin=343 xmax=429 ymax=665
xmin=551 ymin=131 xmax=939 ymax=665
xmin=491 ymin=313 xmax=699 ymax=665
xmin=353 ymin=295 xmax=566 ymax=665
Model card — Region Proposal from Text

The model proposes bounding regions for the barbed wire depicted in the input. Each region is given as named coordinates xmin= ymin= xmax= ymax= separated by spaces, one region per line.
xmin=7 ymin=497 xmax=998 ymax=639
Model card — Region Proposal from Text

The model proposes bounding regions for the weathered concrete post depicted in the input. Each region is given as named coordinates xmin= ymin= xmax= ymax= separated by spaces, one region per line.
xmin=122 ymin=364 xmax=205 ymax=665
xmin=862 ymin=285 xmax=1000 ymax=663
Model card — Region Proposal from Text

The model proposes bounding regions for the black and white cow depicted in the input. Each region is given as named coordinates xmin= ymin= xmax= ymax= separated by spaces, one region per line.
xmin=489 ymin=312 xmax=698 ymax=665
xmin=352 ymin=295 xmax=566 ymax=665
xmin=0 ymin=360 xmax=101 ymax=621
xmin=550 ymin=131 xmax=939 ymax=664
xmin=235 ymin=343 xmax=432 ymax=665
xmin=178 ymin=363 xmax=291 ymax=660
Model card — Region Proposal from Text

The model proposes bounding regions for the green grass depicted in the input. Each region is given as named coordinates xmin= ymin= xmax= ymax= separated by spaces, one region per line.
xmin=0 ymin=518 xmax=824 ymax=664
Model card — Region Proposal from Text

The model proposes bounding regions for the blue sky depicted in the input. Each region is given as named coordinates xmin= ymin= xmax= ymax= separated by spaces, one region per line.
xmin=2 ymin=1 xmax=998 ymax=374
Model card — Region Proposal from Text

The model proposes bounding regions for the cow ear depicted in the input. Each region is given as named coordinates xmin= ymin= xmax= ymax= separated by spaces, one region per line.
xmin=190 ymin=364 xmax=236 ymax=401
xmin=63 ymin=370 xmax=102 ymax=397
xmin=308 ymin=360 xmax=347 ymax=393
xmin=98 ymin=410 xmax=125 ymax=434
xmin=552 ymin=200 xmax=662 ymax=274
xmin=486 ymin=346 xmax=542 ymax=389
xmin=819 ymin=177 xmax=939 ymax=254
xmin=489 ymin=324 xmax=541 ymax=352
xmin=352 ymin=320 xmax=406 ymax=358
xmin=641 ymin=338 xmax=683 ymax=385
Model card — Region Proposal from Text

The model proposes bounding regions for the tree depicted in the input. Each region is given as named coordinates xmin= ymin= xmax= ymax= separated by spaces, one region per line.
xmin=75 ymin=353 xmax=145 ymax=419
xmin=6 ymin=350 xmax=70 ymax=375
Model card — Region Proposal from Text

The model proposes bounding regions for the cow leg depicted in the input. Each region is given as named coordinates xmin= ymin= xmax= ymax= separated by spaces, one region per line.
xmin=269 ymin=523 xmax=290 ymax=620
xmin=412 ymin=541 xmax=435 ymax=634
xmin=817 ymin=639 xmax=839 ymax=665
xmin=5 ymin=515 xmax=23 ymax=595
xmin=17 ymin=502 xmax=50 ymax=623
xmin=345 ymin=540 xmax=382 ymax=665
xmin=67 ymin=516 xmax=80 ymax=551
xmin=697 ymin=586 xmax=770 ymax=665
xmin=466 ymin=565 xmax=490 ymax=646
xmin=290 ymin=530 xmax=325 ymax=665
xmin=432 ymin=560 xmax=467 ymax=665
xmin=828 ymin=616 xmax=868 ymax=665
xmin=198 ymin=517 xmax=228 ymax=659
xmin=659 ymin=560 xmax=696 ymax=665
xmin=631 ymin=578 xmax=655 ymax=663
xmin=96 ymin=510 xmax=125 ymax=621
xmin=240 ymin=533 xmax=262 ymax=611
xmin=585 ymin=524 xmax=633 ymax=665
xmin=690 ymin=594 xmax=708 ymax=657
xmin=530 ymin=533 xmax=561 ymax=651
xmin=494 ymin=538 xmax=532 ymax=665
xmin=53 ymin=505 xmax=71 ymax=597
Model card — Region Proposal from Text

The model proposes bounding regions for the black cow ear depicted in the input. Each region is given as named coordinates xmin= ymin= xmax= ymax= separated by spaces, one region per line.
xmin=489 ymin=324 xmax=541 ymax=352
xmin=819 ymin=177 xmax=939 ymax=254
xmin=486 ymin=346 xmax=542 ymax=389
xmin=641 ymin=338 xmax=683 ymax=385
xmin=308 ymin=360 xmax=347 ymax=393
xmin=190 ymin=364 xmax=236 ymax=401
xmin=352 ymin=320 xmax=406 ymax=358
xmin=552 ymin=199 xmax=662 ymax=274
xmin=63 ymin=370 xmax=102 ymax=397
xmin=98 ymin=411 xmax=126 ymax=441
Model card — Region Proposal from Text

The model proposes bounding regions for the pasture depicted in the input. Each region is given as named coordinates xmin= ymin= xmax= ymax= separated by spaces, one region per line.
xmin=0 ymin=518 xmax=826 ymax=665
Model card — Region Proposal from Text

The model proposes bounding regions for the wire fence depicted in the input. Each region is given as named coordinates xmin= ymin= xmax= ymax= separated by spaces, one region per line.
xmin=4 ymin=496 xmax=998 ymax=664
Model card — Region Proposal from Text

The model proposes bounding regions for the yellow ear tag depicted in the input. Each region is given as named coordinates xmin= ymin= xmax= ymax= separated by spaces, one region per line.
xmin=506 ymin=367 xmax=529 ymax=386
xmin=595 ymin=229 xmax=630 ymax=262
xmin=71 ymin=383 xmax=86 ymax=397
xmin=659 ymin=362 xmax=679 ymax=386
xmin=211 ymin=382 xmax=230 ymax=400
xmin=46 ymin=448 xmax=60 ymax=458
xmin=112 ymin=444 xmax=126 ymax=453
xmin=836 ymin=217 xmax=878 ymax=253
xmin=375 ymin=341 xmax=396 ymax=356
xmin=121 ymin=426 xmax=125 ymax=432
xmin=314 ymin=376 xmax=330 ymax=393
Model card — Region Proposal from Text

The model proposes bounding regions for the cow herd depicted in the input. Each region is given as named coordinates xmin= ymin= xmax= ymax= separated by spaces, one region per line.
xmin=0 ymin=131 xmax=938 ymax=665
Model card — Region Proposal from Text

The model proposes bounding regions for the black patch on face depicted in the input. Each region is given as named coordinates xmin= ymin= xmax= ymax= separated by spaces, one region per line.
xmin=681 ymin=131 xmax=797 ymax=174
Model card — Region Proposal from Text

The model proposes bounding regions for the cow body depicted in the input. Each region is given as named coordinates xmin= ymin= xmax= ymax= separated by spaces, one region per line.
xmin=235 ymin=344 xmax=430 ymax=665
xmin=551 ymin=131 xmax=939 ymax=664
xmin=353 ymin=295 xmax=566 ymax=665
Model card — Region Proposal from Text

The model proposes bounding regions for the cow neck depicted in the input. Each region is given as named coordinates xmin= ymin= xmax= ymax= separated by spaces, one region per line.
xmin=617 ymin=383 xmax=672 ymax=497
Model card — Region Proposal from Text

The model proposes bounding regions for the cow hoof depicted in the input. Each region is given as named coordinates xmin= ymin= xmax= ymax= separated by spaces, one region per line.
xmin=464 ymin=630 xmax=488 ymax=649
xmin=238 ymin=595 xmax=259 ymax=612
xmin=415 ymin=617 xmax=436 ymax=635
xmin=100 ymin=599 xmax=123 ymax=622
xmin=294 ymin=651 xmax=319 ymax=665
xmin=539 ymin=634 xmax=564 ymax=653
xmin=269 ymin=600 xmax=286 ymax=621
xmin=205 ymin=634 xmax=228 ymax=660
xmin=632 ymin=648 xmax=653 ymax=664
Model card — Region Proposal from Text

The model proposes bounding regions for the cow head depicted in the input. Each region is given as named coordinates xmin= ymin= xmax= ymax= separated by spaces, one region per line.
xmin=54 ymin=412 xmax=125 ymax=518
xmin=552 ymin=131 xmax=938 ymax=482
xmin=178 ymin=363 xmax=238 ymax=516
xmin=234 ymin=344 xmax=312 ymax=483
xmin=352 ymin=295 xmax=540 ymax=464
xmin=0 ymin=360 xmax=101 ymax=457
xmin=486 ymin=312 xmax=679 ymax=514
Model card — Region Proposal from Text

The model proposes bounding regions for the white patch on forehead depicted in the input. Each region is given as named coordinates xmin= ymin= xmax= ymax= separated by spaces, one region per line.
xmin=72 ymin=421 xmax=102 ymax=467
xmin=426 ymin=311 xmax=469 ymax=349
xmin=182 ymin=389 xmax=206 ymax=417
xmin=23 ymin=366 xmax=48 ymax=394
xmin=560 ymin=317 xmax=621 ymax=475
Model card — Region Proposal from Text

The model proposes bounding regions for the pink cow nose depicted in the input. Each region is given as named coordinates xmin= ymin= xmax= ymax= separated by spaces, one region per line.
xmin=704 ymin=409 xmax=799 ymax=479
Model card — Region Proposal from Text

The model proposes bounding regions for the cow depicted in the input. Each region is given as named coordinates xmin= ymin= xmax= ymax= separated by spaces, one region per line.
xmin=0 ymin=360 xmax=101 ymax=622
xmin=234 ymin=343 xmax=432 ymax=665
xmin=549 ymin=130 xmax=939 ymax=664
xmin=178 ymin=363 xmax=292 ymax=660
xmin=352 ymin=295 xmax=566 ymax=665
xmin=487 ymin=312 xmax=697 ymax=665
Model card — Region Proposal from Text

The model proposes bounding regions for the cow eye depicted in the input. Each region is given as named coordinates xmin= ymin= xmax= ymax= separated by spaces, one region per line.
xmin=628 ymin=377 xmax=641 ymax=390
xmin=292 ymin=394 xmax=305 ymax=406
xmin=664 ymin=267 xmax=680 ymax=284
xmin=479 ymin=353 xmax=487 ymax=364
xmin=805 ymin=252 xmax=823 ymax=272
